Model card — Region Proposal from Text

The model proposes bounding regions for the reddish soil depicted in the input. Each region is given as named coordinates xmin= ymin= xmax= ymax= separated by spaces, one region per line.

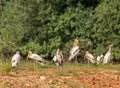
xmin=0 ymin=68 xmax=120 ymax=88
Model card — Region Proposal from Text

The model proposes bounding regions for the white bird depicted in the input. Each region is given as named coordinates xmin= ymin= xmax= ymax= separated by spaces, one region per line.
xmin=52 ymin=50 xmax=63 ymax=66
xmin=55 ymin=48 xmax=63 ymax=66
xmin=103 ymin=44 xmax=113 ymax=64
xmin=84 ymin=51 xmax=95 ymax=64
xmin=27 ymin=51 xmax=45 ymax=65
xmin=96 ymin=54 xmax=103 ymax=64
xmin=69 ymin=39 xmax=80 ymax=61
xmin=11 ymin=51 xmax=21 ymax=68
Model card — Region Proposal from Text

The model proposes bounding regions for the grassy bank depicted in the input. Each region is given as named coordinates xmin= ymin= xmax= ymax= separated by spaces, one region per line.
xmin=0 ymin=57 xmax=120 ymax=75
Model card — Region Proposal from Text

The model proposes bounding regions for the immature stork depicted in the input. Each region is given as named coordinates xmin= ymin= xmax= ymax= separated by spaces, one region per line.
xmin=52 ymin=49 xmax=63 ymax=66
xmin=11 ymin=51 xmax=21 ymax=68
xmin=55 ymin=48 xmax=63 ymax=66
xmin=96 ymin=54 xmax=103 ymax=64
xmin=84 ymin=51 xmax=95 ymax=64
xmin=69 ymin=39 xmax=79 ymax=62
xmin=27 ymin=51 xmax=45 ymax=65
xmin=103 ymin=44 xmax=113 ymax=64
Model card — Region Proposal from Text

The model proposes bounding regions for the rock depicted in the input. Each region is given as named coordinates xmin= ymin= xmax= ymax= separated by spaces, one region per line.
xmin=40 ymin=76 xmax=46 ymax=81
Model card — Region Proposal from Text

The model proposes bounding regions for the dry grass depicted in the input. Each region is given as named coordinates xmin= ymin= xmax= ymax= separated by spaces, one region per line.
xmin=0 ymin=58 xmax=120 ymax=88
xmin=0 ymin=58 xmax=120 ymax=75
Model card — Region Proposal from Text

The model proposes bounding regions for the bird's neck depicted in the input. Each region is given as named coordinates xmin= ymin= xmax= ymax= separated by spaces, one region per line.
xmin=108 ymin=47 xmax=112 ymax=53
xmin=73 ymin=45 xmax=77 ymax=47
xmin=28 ymin=54 xmax=32 ymax=58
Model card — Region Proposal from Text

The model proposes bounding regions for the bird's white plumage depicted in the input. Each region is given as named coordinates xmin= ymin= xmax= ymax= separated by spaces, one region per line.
xmin=27 ymin=51 xmax=45 ymax=66
xmin=86 ymin=53 xmax=95 ymax=64
xmin=103 ymin=52 xmax=111 ymax=64
xmin=84 ymin=51 xmax=95 ymax=64
xmin=103 ymin=44 xmax=113 ymax=64
xmin=52 ymin=52 xmax=63 ymax=63
xmin=29 ymin=53 xmax=44 ymax=62
xmin=52 ymin=55 xmax=57 ymax=62
xmin=97 ymin=55 xmax=103 ymax=64
xmin=53 ymin=49 xmax=63 ymax=66
xmin=11 ymin=51 xmax=21 ymax=68
xmin=69 ymin=46 xmax=79 ymax=61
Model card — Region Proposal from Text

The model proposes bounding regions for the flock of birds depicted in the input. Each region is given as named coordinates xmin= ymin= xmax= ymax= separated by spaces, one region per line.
xmin=11 ymin=39 xmax=113 ymax=68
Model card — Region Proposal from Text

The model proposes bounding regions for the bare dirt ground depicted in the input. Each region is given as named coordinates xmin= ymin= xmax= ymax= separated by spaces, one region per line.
xmin=0 ymin=68 xmax=120 ymax=88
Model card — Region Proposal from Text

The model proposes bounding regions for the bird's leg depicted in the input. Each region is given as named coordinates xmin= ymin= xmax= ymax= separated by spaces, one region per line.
xmin=74 ymin=57 xmax=77 ymax=72
xmin=16 ymin=66 xmax=19 ymax=74
xmin=88 ymin=60 xmax=89 ymax=65
xmin=59 ymin=62 xmax=62 ymax=74
xmin=34 ymin=60 xmax=36 ymax=71
xmin=57 ymin=63 xmax=60 ymax=74
xmin=60 ymin=63 xmax=61 ymax=74
xmin=25 ymin=57 xmax=29 ymax=70
xmin=66 ymin=59 xmax=69 ymax=70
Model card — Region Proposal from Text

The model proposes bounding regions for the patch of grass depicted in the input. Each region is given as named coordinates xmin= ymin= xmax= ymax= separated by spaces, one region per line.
xmin=1 ymin=57 xmax=120 ymax=75
xmin=98 ymin=63 xmax=120 ymax=70
xmin=4 ymin=64 xmax=12 ymax=74
xmin=0 ymin=58 xmax=12 ymax=74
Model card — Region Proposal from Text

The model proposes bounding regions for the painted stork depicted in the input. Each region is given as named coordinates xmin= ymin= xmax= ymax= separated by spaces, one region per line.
xmin=103 ymin=44 xmax=113 ymax=64
xmin=96 ymin=54 xmax=103 ymax=64
xmin=84 ymin=51 xmax=95 ymax=64
xmin=68 ymin=39 xmax=79 ymax=71
xmin=11 ymin=51 xmax=21 ymax=68
xmin=55 ymin=48 xmax=63 ymax=66
xmin=69 ymin=39 xmax=80 ymax=61
xmin=52 ymin=50 xmax=63 ymax=66
xmin=27 ymin=51 xmax=45 ymax=66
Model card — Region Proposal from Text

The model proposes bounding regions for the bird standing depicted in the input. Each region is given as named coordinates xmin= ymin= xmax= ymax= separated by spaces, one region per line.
xmin=84 ymin=51 xmax=95 ymax=64
xmin=69 ymin=39 xmax=80 ymax=62
xmin=26 ymin=51 xmax=45 ymax=70
xmin=11 ymin=51 xmax=21 ymax=68
xmin=56 ymin=48 xmax=63 ymax=66
xmin=55 ymin=48 xmax=63 ymax=73
xmin=103 ymin=44 xmax=113 ymax=64
xmin=52 ymin=50 xmax=63 ymax=66
xmin=69 ymin=39 xmax=80 ymax=71
xmin=27 ymin=51 xmax=44 ymax=63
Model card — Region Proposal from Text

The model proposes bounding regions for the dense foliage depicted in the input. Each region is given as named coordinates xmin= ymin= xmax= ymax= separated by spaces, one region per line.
xmin=0 ymin=0 xmax=120 ymax=61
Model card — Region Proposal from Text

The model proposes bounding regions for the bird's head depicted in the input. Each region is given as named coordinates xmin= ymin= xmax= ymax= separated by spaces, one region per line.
xmin=16 ymin=51 xmax=20 ymax=54
xmin=73 ymin=39 xmax=78 ymax=47
xmin=85 ymin=51 xmax=89 ymax=54
xmin=109 ymin=44 xmax=113 ymax=48
xmin=56 ymin=48 xmax=60 ymax=55
xmin=26 ymin=51 xmax=32 ymax=61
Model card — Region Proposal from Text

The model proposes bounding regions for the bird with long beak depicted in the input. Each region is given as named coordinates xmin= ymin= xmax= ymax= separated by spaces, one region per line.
xmin=84 ymin=51 xmax=95 ymax=64
xmin=52 ymin=49 xmax=63 ymax=66
xmin=73 ymin=39 xmax=79 ymax=47
xmin=69 ymin=39 xmax=79 ymax=72
xmin=55 ymin=48 xmax=63 ymax=73
xmin=103 ymin=44 xmax=113 ymax=64
xmin=69 ymin=39 xmax=80 ymax=61
xmin=26 ymin=51 xmax=45 ymax=65
xmin=56 ymin=48 xmax=63 ymax=66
